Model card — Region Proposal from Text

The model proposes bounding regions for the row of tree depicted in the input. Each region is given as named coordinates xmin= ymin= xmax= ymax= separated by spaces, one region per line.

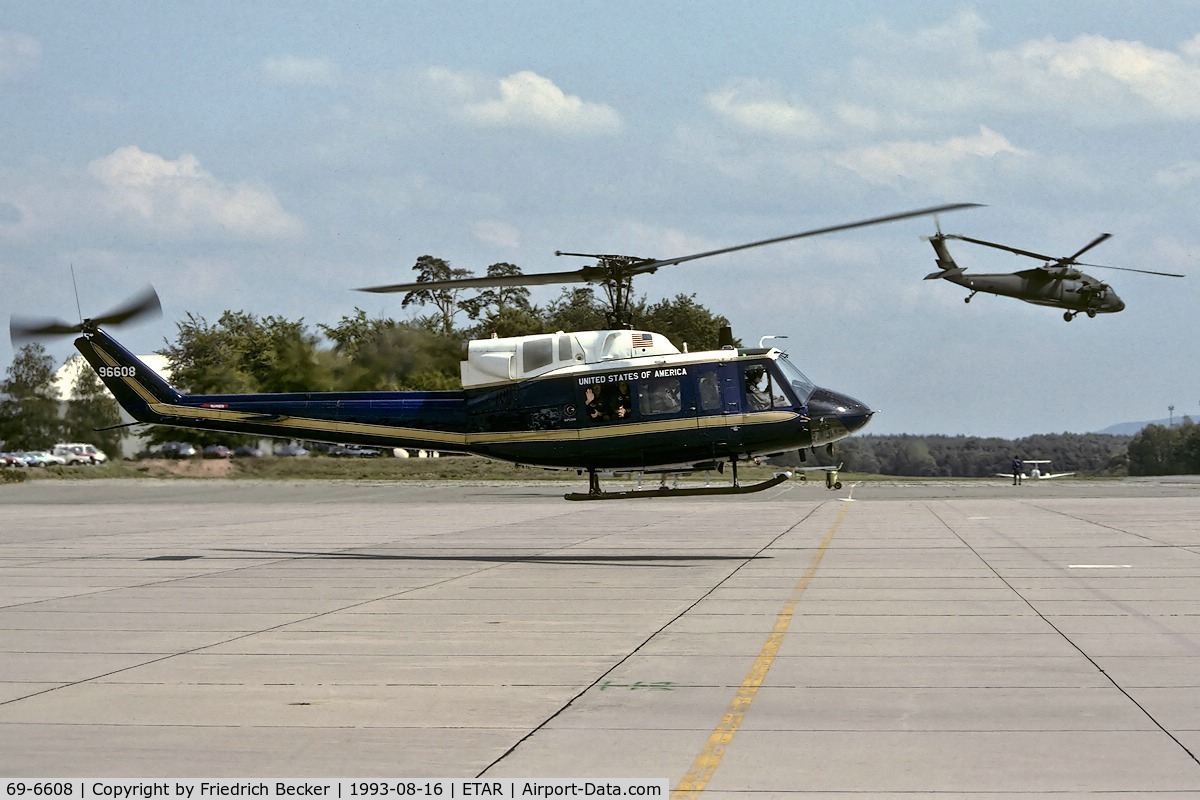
xmin=1125 ymin=419 xmax=1200 ymax=475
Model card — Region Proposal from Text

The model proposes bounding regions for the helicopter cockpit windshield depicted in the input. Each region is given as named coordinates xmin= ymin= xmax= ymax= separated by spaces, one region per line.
xmin=774 ymin=354 xmax=816 ymax=405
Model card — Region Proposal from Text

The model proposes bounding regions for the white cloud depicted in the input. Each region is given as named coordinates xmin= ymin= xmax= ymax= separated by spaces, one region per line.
xmin=848 ymin=14 xmax=1200 ymax=126
xmin=471 ymin=220 xmax=520 ymax=249
xmin=683 ymin=16 xmax=1200 ymax=195
xmin=0 ymin=30 xmax=40 ymax=83
xmin=454 ymin=70 xmax=623 ymax=135
xmin=425 ymin=66 xmax=475 ymax=98
xmin=1155 ymin=160 xmax=1200 ymax=190
xmin=261 ymin=56 xmax=339 ymax=87
xmin=1184 ymin=34 xmax=1200 ymax=60
xmin=832 ymin=125 xmax=1029 ymax=188
xmin=989 ymin=34 xmax=1200 ymax=122
xmin=705 ymin=81 xmax=828 ymax=139
xmin=85 ymin=146 xmax=303 ymax=239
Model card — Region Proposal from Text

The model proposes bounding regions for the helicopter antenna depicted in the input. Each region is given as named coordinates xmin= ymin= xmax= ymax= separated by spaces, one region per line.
xmin=70 ymin=265 xmax=83 ymax=325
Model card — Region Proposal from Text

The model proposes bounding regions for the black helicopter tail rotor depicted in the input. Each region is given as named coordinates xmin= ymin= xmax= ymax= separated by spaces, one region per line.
xmin=10 ymin=285 xmax=162 ymax=346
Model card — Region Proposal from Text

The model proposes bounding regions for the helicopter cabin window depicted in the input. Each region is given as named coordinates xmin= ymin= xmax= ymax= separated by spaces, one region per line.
xmin=522 ymin=336 xmax=554 ymax=372
xmin=558 ymin=334 xmax=574 ymax=362
xmin=744 ymin=363 xmax=789 ymax=411
xmin=697 ymin=369 xmax=721 ymax=412
xmin=583 ymin=381 xmax=632 ymax=423
xmin=638 ymin=375 xmax=682 ymax=416
xmin=774 ymin=355 xmax=815 ymax=404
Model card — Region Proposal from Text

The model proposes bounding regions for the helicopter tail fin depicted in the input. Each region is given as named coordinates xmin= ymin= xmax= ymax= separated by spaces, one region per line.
xmin=924 ymin=234 xmax=964 ymax=280
xmin=74 ymin=329 xmax=182 ymax=423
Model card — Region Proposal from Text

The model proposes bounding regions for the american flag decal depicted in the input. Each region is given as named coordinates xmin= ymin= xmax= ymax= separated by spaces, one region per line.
xmin=632 ymin=332 xmax=653 ymax=347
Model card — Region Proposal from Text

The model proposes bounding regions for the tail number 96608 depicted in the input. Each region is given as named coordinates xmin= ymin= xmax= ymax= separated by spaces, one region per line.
xmin=98 ymin=366 xmax=137 ymax=378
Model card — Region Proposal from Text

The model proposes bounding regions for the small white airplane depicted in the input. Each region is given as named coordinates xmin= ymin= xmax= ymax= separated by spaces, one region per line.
xmin=998 ymin=459 xmax=1075 ymax=481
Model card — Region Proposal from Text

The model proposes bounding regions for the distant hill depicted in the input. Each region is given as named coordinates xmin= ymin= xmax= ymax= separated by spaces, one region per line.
xmin=1097 ymin=417 xmax=1195 ymax=436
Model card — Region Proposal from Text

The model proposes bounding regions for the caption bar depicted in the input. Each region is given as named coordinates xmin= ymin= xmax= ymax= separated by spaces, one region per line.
xmin=3 ymin=782 xmax=667 ymax=799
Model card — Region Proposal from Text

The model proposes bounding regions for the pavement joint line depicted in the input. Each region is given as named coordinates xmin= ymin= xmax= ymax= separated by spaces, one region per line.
xmin=478 ymin=501 xmax=824 ymax=780
xmin=0 ymin=519 xmax=622 ymax=709
xmin=1019 ymin=499 xmax=1181 ymax=546
xmin=927 ymin=500 xmax=1200 ymax=770
xmin=671 ymin=501 xmax=849 ymax=798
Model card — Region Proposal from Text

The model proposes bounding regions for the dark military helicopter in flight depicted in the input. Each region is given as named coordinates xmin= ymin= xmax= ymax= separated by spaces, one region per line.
xmin=925 ymin=228 xmax=1185 ymax=321
xmin=13 ymin=203 xmax=974 ymax=499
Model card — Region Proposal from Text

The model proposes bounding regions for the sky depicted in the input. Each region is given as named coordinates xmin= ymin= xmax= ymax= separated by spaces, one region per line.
xmin=2 ymin=1 xmax=1199 ymax=438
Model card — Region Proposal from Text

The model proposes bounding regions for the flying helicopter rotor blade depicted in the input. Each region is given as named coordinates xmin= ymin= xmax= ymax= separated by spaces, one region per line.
xmin=1073 ymin=262 xmax=1186 ymax=278
xmin=358 ymin=269 xmax=596 ymax=294
xmin=624 ymin=202 xmax=983 ymax=276
xmin=942 ymin=234 xmax=1055 ymax=262
xmin=357 ymin=202 xmax=980 ymax=299
xmin=1067 ymin=233 xmax=1111 ymax=262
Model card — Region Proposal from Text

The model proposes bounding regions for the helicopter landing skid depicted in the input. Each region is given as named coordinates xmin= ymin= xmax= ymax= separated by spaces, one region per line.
xmin=565 ymin=472 xmax=789 ymax=501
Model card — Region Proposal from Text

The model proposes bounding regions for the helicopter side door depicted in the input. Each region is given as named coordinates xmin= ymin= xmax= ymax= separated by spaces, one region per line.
xmin=692 ymin=363 xmax=743 ymax=455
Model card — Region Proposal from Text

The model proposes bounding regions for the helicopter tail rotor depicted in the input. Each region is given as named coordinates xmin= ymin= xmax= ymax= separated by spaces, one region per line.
xmin=10 ymin=285 xmax=162 ymax=346
xmin=924 ymin=222 xmax=965 ymax=279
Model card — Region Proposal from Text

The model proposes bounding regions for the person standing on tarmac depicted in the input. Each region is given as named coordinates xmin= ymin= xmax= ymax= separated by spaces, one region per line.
xmin=1012 ymin=456 xmax=1023 ymax=485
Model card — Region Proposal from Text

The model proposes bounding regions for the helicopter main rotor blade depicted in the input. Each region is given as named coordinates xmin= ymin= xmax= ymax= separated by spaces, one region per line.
xmin=1067 ymin=233 xmax=1111 ymax=262
xmin=942 ymin=233 xmax=1055 ymax=262
xmin=625 ymin=202 xmax=983 ymax=276
xmin=358 ymin=269 xmax=596 ymax=294
xmin=358 ymin=203 xmax=980 ymax=296
xmin=1073 ymin=262 xmax=1185 ymax=278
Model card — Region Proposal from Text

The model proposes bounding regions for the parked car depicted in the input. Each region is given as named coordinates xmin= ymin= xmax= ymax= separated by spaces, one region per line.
xmin=233 ymin=445 xmax=265 ymax=458
xmin=202 ymin=445 xmax=233 ymax=459
xmin=52 ymin=444 xmax=93 ymax=465
xmin=22 ymin=451 xmax=66 ymax=467
xmin=274 ymin=443 xmax=309 ymax=457
xmin=157 ymin=442 xmax=198 ymax=459
xmin=331 ymin=445 xmax=381 ymax=458
xmin=54 ymin=443 xmax=108 ymax=464
xmin=0 ymin=452 xmax=28 ymax=468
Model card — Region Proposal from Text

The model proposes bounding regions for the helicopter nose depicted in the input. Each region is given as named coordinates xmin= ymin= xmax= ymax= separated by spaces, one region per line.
xmin=808 ymin=388 xmax=875 ymax=434
xmin=1109 ymin=293 xmax=1125 ymax=312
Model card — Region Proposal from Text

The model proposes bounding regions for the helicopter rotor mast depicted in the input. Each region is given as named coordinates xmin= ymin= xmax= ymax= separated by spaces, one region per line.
xmin=358 ymin=202 xmax=982 ymax=326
